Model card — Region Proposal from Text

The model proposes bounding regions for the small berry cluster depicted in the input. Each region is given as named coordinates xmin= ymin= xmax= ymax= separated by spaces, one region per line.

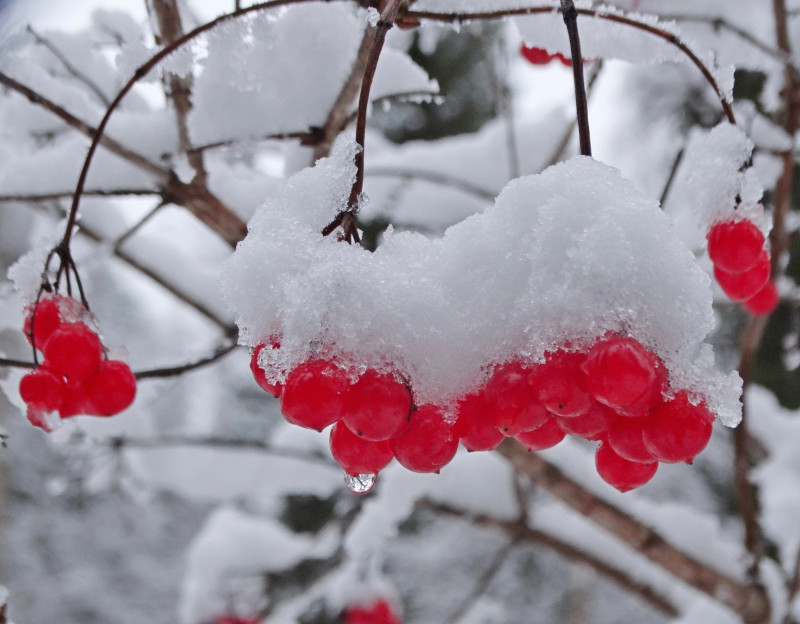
xmin=19 ymin=293 xmax=136 ymax=431
xmin=520 ymin=44 xmax=573 ymax=68
xmin=343 ymin=598 xmax=403 ymax=624
xmin=251 ymin=334 xmax=715 ymax=493
xmin=707 ymin=219 xmax=778 ymax=316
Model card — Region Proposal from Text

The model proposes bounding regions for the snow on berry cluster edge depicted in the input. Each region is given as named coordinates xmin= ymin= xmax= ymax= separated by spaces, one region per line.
xmin=222 ymin=139 xmax=742 ymax=428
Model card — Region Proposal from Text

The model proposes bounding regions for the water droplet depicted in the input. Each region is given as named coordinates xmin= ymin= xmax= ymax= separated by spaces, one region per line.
xmin=344 ymin=473 xmax=376 ymax=495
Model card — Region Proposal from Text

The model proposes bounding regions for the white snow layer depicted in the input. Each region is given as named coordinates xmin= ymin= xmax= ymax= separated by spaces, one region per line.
xmin=223 ymin=138 xmax=743 ymax=426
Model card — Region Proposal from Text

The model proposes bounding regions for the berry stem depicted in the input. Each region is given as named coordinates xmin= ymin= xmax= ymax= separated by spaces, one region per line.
xmin=561 ymin=0 xmax=591 ymax=157
xmin=329 ymin=0 xmax=405 ymax=245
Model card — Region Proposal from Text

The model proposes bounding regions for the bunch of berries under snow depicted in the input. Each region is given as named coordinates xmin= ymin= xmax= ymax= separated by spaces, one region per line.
xmin=223 ymin=138 xmax=747 ymax=493
xmin=18 ymin=292 xmax=136 ymax=432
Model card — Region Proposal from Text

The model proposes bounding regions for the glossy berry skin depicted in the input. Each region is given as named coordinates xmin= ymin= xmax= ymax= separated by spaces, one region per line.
xmin=82 ymin=360 xmax=137 ymax=416
xmin=391 ymin=405 xmax=458 ymax=473
xmin=280 ymin=358 xmax=350 ymax=431
xmin=19 ymin=368 xmax=66 ymax=411
xmin=535 ymin=351 xmax=593 ymax=419
xmin=43 ymin=323 xmax=103 ymax=384
xmin=342 ymin=369 xmax=412 ymax=441
xmin=743 ymin=281 xmax=779 ymax=316
xmin=606 ymin=415 xmax=656 ymax=463
xmin=250 ymin=343 xmax=282 ymax=397
xmin=595 ymin=442 xmax=657 ymax=492
xmin=454 ymin=391 xmax=505 ymax=452
xmin=713 ymin=250 xmax=770 ymax=301
xmin=581 ymin=336 xmax=665 ymax=412
xmin=514 ymin=418 xmax=565 ymax=451
xmin=555 ymin=402 xmax=615 ymax=441
xmin=329 ymin=421 xmax=393 ymax=476
xmin=344 ymin=598 xmax=403 ymax=624
xmin=59 ymin=383 xmax=90 ymax=418
xmin=485 ymin=362 xmax=549 ymax=435
xmin=23 ymin=296 xmax=63 ymax=351
xmin=643 ymin=391 xmax=714 ymax=463
xmin=707 ymin=219 xmax=765 ymax=273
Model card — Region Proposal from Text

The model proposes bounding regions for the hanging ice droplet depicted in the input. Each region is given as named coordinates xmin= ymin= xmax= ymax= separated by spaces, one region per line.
xmin=344 ymin=473 xmax=377 ymax=495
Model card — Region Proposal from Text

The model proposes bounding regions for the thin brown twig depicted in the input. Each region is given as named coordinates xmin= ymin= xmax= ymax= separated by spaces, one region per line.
xmin=26 ymin=25 xmax=112 ymax=107
xmin=561 ymin=0 xmax=591 ymax=156
xmin=421 ymin=499 xmax=680 ymax=618
xmin=495 ymin=439 xmax=770 ymax=623
xmin=406 ymin=5 xmax=736 ymax=125
xmin=448 ymin=539 xmax=517 ymax=623
xmin=35 ymin=201 xmax=232 ymax=330
xmin=134 ymin=341 xmax=238 ymax=379
xmin=0 ymin=358 xmax=35 ymax=370
xmin=0 ymin=189 xmax=159 ymax=203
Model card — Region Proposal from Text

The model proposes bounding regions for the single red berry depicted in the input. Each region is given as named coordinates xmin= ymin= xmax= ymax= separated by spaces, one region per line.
xmin=330 ymin=421 xmax=394 ymax=476
xmin=43 ymin=322 xmax=103 ymax=384
xmin=514 ymin=418 xmax=565 ymax=451
xmin=344 ymin=598 xmax=403 ymax=624
xmin=606 ymin=415 xmax=656 ymax=463
xmin=82 ymin=360 xmax=137 ymax=416
xmin=23 ymin=295 xmax=63 ymax=351
xmin=555 ymin=401 xmax=616 ymax=441
xmin=642 ymin=391 xmax=714 ymax=463
xmin=391 ymin=405 xmax=458 ymax=474
xmin=454 ymin=391 xmax=505 ymax=452
xmin=595 ymin=442 xmax=657 ymax=492
xmin=485 ymin=361 xmax=549 ymax=435
xmin=714 ymin=250 xmax=770 ymax=301
xmin=250 ymin=342 xmax=282 ymax=397
xmin=743 ymin=280 xmax=779 ymax=316
xmin=520 ymin=44 xmax=554 ymax=65
xmin=342 ymin=369 xmax=412 ymax=441
xmin=535 ymin=350 xmax=594 ymax=419
xmin=280 ymin=358 xmax=350 ymax=432
xmin=581 ymin=336 xmax=665 ymax=412
xmin=19 ymin=368 xmax=66 ymax=411
xmin=707 ymin=219 xmax=765 ymax=273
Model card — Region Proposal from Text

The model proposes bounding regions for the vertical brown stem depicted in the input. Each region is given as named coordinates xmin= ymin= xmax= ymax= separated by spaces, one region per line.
xmin=561 ymin=0 xmax=591 ymax=156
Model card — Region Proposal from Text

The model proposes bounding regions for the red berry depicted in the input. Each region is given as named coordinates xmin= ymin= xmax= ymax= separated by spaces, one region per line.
xmin=581 ymin=336 xmax=665 ymax=411
xmin=642 ymin=391 xmax=714 ymax=463
xmin=714 ymin=250 xmax=770 ymax=301
xmin=82 ymin=360 xmax=137 ymax=416
xmin=707 ymin=219 xmax=765 ymax=273
xmin=280 ymin=358 xmax=350 ymax=432
xmin=329 ymin=421 xmax=394 ymax=476
xmin=514 ymin=418 xmax=565 ymax=451
xmin=213 ymin=617 xmax=260 ymax=624
xmin=454 ymin=391 xmax=505 ymax=452
xmin=342 ymin=369 xmax=412 ymax=441
xmin=743 ymin=280 xmax=779 ymax=316
xmin=59 ymin=382 xmax=91 ymax=418
xmin=43 ymin=322 xmax=103 ymax=384
xmin=26 ymin=405 xmax=60 ymax=432
xmin=250 ymin=342 xmax=282 ymax=397
xmin=595 ymin=442 xmax=657 ymax=492
xmin=520 ymin=44 xmax=553 ymax=65
xmin=391 ymin=405 xmax=458 ymax=473
xmin=485 ymin=362 xmax=549 ymax=435
xmin=535 ymin=351 xmax=594 ymax=419
xmin=606 ymin=415 xmax=656 ymax=463
xmin=23 ymin=295 xmax=63 ymax=351
xmin=19 ymin=368 xmax=66 ymax=411
xmin=555 ymin=401 xmax=615 ymax=440
xmin=344 ymin=599 xmax=403 ymax=624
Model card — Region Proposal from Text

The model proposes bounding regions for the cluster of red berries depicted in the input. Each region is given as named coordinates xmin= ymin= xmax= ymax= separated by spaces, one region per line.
xmin=251 ymin=334 xmax=715 ymax=493
xmin=520 ymin=44 xmax=573 ymax=68
xmin=707 ymin=219 xmax=778 ymax=316
xmin=343 ymin=598 xmax=402 ymax=624
xmin=18 ymin=293 xmax=136 ymax=431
